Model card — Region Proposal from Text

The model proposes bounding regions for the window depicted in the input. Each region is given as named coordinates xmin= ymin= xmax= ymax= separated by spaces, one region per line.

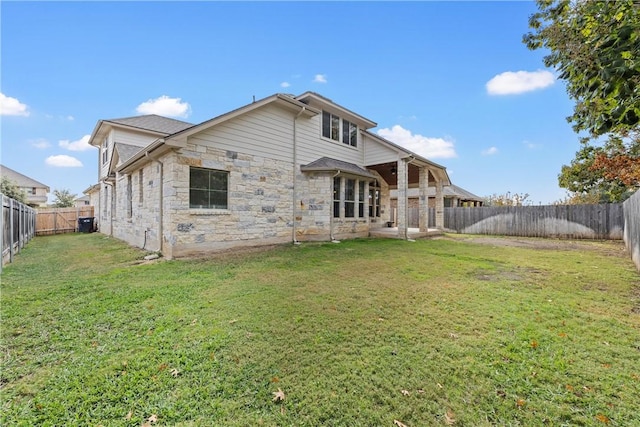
xmin=358 ymin=181 xmax=365 ymax=218
xmin=138 ymin=168 xmax=144 ymax=203
xmin=345 ymin=179 xmax=355 ymax=218
xmin=333 ymin=177 xmax=341 ymax=218
xmin=190 ymin=167 xmax=228 ymax=209
xmin=126 ymin=175 xmax=132 ymax=218
xmin=103 ymin=185 xmax=108 ymax=216
xmin=322 ymin=111 xmax=357 ymax=147
xmin=369 ymin=181 xmax=380 ymax=218
xmin=102 ymin=138 xmax=108 ymax=164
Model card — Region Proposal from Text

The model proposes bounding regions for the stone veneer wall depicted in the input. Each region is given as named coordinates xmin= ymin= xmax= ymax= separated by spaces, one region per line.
xmin=164 ymin=146 xmax=295 ymax=257
xmin=107 ymin=146 xmax=395 ymax=258
xmin=110 ymin=162 xmax=163 ymax=252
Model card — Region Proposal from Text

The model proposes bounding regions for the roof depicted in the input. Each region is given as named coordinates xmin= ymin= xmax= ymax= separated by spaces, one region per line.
xmin=104 ymin=114 xmax=194 ymax=135
xmin=0 ymin=164 xmax=50 ymax=190
xmin=114 ymin=143 xmax=143 ymax=165
xmin=301 ymin=157 xmax=377 ymax=179
xmin=448 ymin=184 xmax=483 ymax=201
xmin=391 ymin=184 xmax=484 ymax=201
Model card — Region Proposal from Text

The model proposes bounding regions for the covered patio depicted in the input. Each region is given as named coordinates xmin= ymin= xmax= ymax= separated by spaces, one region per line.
xmin=367 ymin=156 xmax=450 ymax=240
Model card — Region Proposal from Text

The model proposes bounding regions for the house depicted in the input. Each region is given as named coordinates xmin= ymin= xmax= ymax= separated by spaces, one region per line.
xmin=87 ymin=92 xmax=450 ymax=259
xmin=0 ymin=164 xmax=50 ymax=207
xmin=74 ymin=195 xmax=91 ymax=207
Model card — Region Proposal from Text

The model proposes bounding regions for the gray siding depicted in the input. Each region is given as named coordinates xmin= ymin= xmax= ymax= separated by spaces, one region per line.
xmin=363 ymin=134 xmax=399 ymax=165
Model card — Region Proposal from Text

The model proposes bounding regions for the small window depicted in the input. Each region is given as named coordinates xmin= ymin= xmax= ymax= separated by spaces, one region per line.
xmin=358 ymin=181 xmax=365 ymax=218
xmin=126 ymin=175 xmax=132 ymax=218
xmin=102 ymin=138 xmax=108 ymax=164
xmin=333 ymin=177 xmax=341 ymax=218
xmin=138 ymin=168 xmax=144 ymax=203
xmin=190 ymin=167 xmax=228 ymax=209
xmin=345 ymin=179 xmax=355 ymax=218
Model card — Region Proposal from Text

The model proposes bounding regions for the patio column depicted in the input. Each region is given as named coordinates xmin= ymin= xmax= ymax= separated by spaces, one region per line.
xmin=396 ymin=158 xmax=408 ymax=239
xmin=418 ymin=167 xmax=429 ymax=232
xmin=435 ymin=179 xmax=444 ymax=230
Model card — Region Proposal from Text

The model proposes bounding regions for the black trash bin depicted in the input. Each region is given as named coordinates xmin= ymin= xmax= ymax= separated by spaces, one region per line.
xmin=78 ymin=217 xmax=94 ymax=233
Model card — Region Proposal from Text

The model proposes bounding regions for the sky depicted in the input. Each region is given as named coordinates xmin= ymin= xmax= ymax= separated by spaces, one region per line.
xmin=1 ymin=1 xmax=581 ymax=205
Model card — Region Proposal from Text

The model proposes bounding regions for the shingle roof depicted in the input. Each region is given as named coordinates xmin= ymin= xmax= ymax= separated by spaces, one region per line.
xmin=105 ymin=114 xmax=194 ymax=135
xmin=114 ymin=143 xmax=143 ymax=165
xmin=0 ymin=164 xmax=49 ymax=189
xmin=301 ymin=157 xmax=377 ymax=178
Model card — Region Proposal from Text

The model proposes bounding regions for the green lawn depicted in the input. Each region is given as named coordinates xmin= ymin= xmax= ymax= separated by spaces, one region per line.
xmin=1 ymin=233 xmax=639 ymax=426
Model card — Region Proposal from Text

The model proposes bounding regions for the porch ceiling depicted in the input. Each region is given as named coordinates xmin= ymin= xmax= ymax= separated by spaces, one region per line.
xmin=367 ymin=162 xmax=436 ymax=189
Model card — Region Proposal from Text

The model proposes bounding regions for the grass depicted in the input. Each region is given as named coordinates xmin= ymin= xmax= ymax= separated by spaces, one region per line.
xmin=1 ymin=233 xmax=639 ymax=426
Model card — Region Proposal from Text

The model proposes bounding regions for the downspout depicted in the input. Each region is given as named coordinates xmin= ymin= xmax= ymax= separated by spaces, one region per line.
xmin=292 ymin=106 xmax=306 ymax=244
xmin=103 ymin=181 xmax=115 ymax=236
xmin=330 ymin=170 xmax=341 ymax=242
xmin=145 ymin=152 xmax=164 ymax=255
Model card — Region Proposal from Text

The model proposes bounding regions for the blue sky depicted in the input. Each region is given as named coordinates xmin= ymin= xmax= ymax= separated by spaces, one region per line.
xmin=1 ymin=1 xmax=580 ymax=204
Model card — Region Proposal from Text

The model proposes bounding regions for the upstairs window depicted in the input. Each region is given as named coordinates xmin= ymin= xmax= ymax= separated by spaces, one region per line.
xmin=190 ymin=167 xmax=228 ymax=209
xmin=102 ymin=138 xmax=108 ymax=164
xmin=322 ymin=111 xmax=357 ymax=147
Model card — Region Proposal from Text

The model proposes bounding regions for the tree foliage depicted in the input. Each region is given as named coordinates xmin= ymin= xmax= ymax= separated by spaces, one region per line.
xmin=0 ymin=176 xmax=27 ymax=204
xmin=524 ymin=0 xmax=640 ymax=200
xmin=52 ymin=189 xmax=76 ymax=208
xmin=524 ymin=0 xmax=639 ymax=137
xmin=484 ymin=192 xmax=531 ymax=207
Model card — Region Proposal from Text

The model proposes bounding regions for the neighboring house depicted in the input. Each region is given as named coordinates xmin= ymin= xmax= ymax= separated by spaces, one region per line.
xmin=88 ymin=92 xmax=451 ymax=259
xmin=0 ymin=164 xmax=50 ymax=207
xmin=390 ymin=184 xmax=484 ymax=209
xmin=74 ymin=195 xmax=91 ymax=207
xmin=83 ymin=184 xmax=101 ymax=209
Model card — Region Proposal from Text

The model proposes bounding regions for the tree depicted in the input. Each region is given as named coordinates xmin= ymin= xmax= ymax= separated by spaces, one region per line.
xmin=484 ymin=192 xmax=531 ymax=207
xmin=524 ymin=0 xmax=640 ymax=198
xmin=52 ymin=189 xmax=76 ymax=208
xmin=0 ymin=176 xmax=27 ymax=203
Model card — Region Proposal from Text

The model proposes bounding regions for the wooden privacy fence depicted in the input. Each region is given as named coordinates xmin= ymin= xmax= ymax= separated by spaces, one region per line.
xmin=1 ymin=194 xmax=37 ymax=270
xmin=36 ymin=206 xmax=94 ymax=236
xmin=623 ymin=191 xmax=640 ymax=271
xmin=443 ymin=204 xmax=624 ymax=240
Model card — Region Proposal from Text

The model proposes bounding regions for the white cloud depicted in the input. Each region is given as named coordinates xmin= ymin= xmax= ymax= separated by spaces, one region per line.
xmin=0 ymin=92 xmax=30 ymax=116
xmin=30 ymin=138 xmax=51 ymax=149
xmin=59 ymin=135 xmax=93 ymax=152
xmin=377 ymin=125 xmax=457 ymax=159
xmin=46 ymin=155 xmax=83 ymax=167
xmin=486 ymin=70 xmax=555 ymax=95
xmin=313 ymin=74 xmax=327 ymax=83
xmin=66 ymin=115 xmax=75 ymax=121
xmin=523 ymin=140 xmax=541 ymax=149
xmin=481 ymin=146 xmax=499 ymax=156
xmin=280 ymin=81 xmax=291 ymax=88
xmin=136 ymin=95 xmax=191 ymax=118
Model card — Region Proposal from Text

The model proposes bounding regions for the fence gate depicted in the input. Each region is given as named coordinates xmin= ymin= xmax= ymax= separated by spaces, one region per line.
xmin=36 ymin=206 xmax=94 ymax=236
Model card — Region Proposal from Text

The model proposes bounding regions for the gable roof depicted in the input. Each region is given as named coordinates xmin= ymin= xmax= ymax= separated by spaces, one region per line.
xmin=114 ymin=143 xmax=143 ymax=165
xmin=0 ymin=164 xmax=49 ymax=190
xmin=301 ymin=157 xmax=377 ymax=179
xmin=104 ymin=114 xmax=194 ymax=135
